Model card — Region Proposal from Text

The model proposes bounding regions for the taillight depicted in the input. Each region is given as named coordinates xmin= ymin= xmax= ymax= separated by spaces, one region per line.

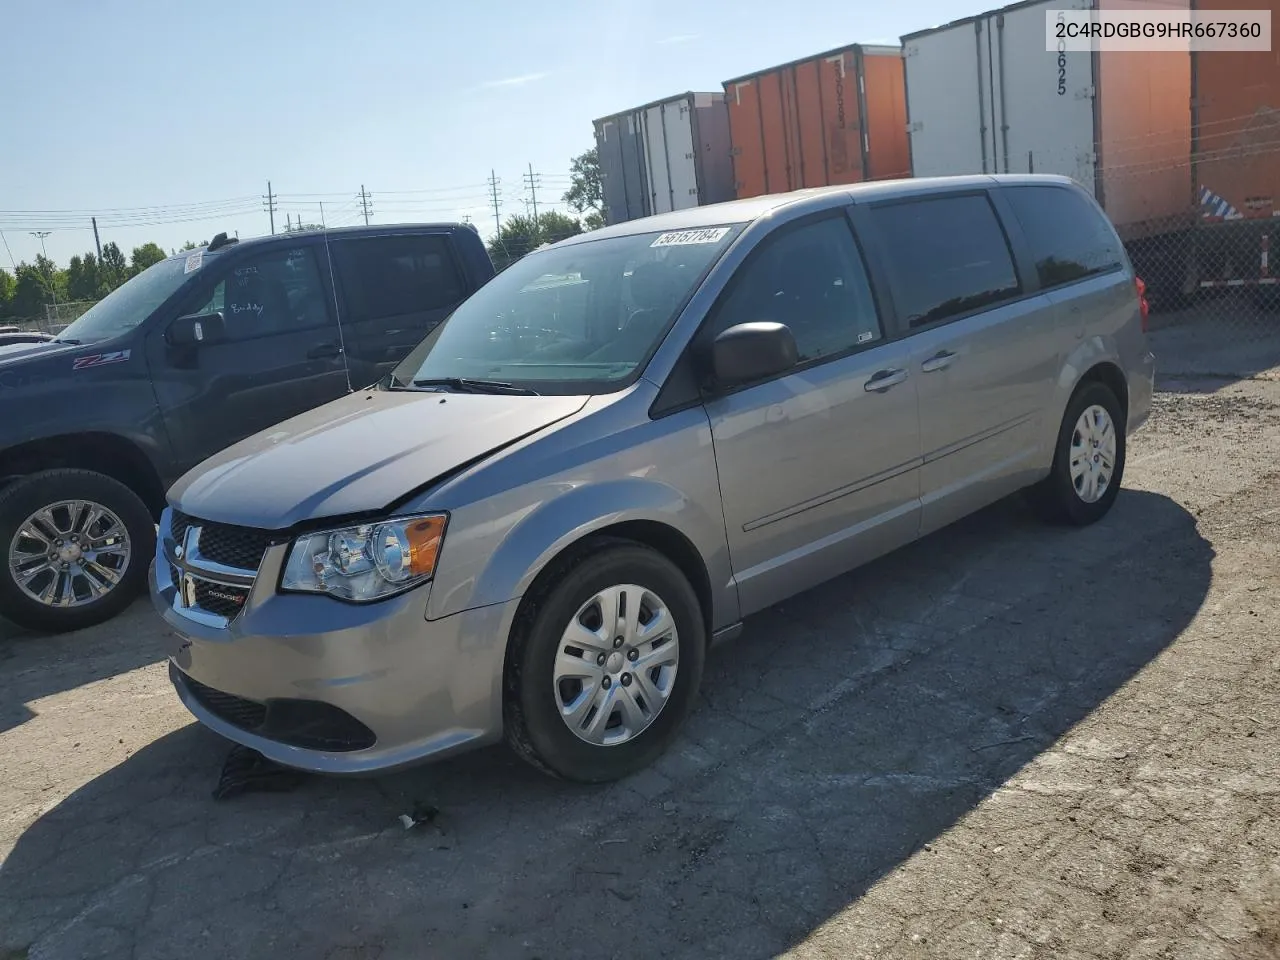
xmin=1135 ymin=276 xmax=1150 ymax=331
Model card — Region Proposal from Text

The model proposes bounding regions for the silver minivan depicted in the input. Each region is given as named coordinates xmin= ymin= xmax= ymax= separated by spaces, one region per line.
xmin=152 ymin=175 xmax=1155 ymax=782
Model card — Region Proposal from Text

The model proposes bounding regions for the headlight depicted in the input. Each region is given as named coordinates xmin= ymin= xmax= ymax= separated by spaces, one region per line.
xmin=281 ymin=514 xmax=447 ymax=603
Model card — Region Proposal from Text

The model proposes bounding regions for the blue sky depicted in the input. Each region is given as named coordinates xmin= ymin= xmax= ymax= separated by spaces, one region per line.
xmin=2 ymin=0 xmax=978 ymax=268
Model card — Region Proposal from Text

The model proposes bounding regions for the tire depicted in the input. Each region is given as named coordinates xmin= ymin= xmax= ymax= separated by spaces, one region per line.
xmin=0 ymin=469 xmax=156 ymax=634
xmin=1027 ymin=381 xmax=1126 ymax=527
xmin=504 ymin=539 xmax=706 ymax=783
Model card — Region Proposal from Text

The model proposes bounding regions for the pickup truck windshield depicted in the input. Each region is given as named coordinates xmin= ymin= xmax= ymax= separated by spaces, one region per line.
xmin=55 ymin=255 xmax=194 ymax=344
xmin=391 ymin=225 xmax=744 ymax=394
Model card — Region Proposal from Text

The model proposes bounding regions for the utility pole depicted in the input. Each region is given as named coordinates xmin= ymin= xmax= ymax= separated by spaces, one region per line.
xmin=487 ymin=170 xmax=503 ymax=235
xmin=91 ymin=217 xmax=102 ymax=260
xmin=263 ymin=180 xmax=277 ymax=235
xmin=357 ymin=185 xmax=373 ymax=226
xmin=523 ymin=163 xmax=541 ymax=223
xmin=29 ymin=231 xmax=57 ymax=317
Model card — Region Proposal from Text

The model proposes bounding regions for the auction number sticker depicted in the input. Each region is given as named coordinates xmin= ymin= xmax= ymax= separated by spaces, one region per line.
xmin=651 ymin=227 xmax=731 ymax=247
xmin=184 ymin=251 xmax=203 ymax=274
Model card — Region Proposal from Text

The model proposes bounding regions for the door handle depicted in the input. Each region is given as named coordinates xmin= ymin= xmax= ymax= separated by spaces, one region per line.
xmin=307 ymin=342 xmax=342 ymax=359
xmin=921 ymin=350 xmax=957 ymax=373
xmin=864 ymin=368 xmax=909 ymax=393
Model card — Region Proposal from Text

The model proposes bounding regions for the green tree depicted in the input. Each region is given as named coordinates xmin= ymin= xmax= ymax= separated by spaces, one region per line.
xmin=100 ymin=242 xmax=127 ymax=289
xmin=0 ymin=269 xmax=14 ymax=318
xmin=11 ymin=263 xmax=50 ymax=318
xmin=34 ymin=255 xmax=67 ymax=304
xmin=178 ymin=240 xmax=207 ymax=252
xmin=486 ymin=211 xmax=584 ymax=271
xmin=563 ymin=147 xmax=604 ymax=227
xmin=66 ymin=253 xmax=109 ymax=301
xmin=130 ymin=242 xmax=166 ymax=275
xmin=538 ymin=210 xmax=586 ymax=245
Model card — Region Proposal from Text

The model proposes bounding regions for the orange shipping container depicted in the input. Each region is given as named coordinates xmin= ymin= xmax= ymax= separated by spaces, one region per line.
xmin=1193 ymin=0 xmax=1280 ymax=220
xmin=722 ymin=44 xmax=910 ymax=200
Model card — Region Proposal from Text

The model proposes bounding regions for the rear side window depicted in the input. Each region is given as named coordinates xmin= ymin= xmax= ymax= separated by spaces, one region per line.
xmin=868 ymin=194 xmax=1020 ymax=329
xmin=335 ymin=235 xmax=466 ymax=322
xmin=1004 ymin=185 xmax=1124 ymax=289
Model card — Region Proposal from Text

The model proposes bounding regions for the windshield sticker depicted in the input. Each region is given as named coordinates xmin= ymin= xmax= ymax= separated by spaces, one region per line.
xmin=73 ymin=349 xmax=131 ymax=371
xmin=184 ymin=251 xmax=203 ymax=274
xmin=650 ymin=227 xmax=731 ymax=248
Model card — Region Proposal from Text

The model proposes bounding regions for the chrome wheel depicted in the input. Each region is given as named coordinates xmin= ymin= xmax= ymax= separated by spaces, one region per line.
xmin=7 ymin=500 xmax=131 ymax=608
xmin=1069 ymin=404 xmax=1117 ymax=504
xmin=553 ymin=583 xmax=680 ymax=746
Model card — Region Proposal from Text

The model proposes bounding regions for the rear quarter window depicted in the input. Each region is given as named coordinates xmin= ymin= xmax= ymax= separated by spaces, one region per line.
xmin=335 ymin=235 xmax=467 ymax=322
xmin=1003 ymin=185 xmax=1124 ymax=289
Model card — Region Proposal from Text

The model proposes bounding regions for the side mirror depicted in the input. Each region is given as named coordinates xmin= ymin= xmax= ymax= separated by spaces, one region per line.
xmin=167 ymin=311 xmax=225 ymax=347
xmin=709 ymin=321 xmax=798 ymax=388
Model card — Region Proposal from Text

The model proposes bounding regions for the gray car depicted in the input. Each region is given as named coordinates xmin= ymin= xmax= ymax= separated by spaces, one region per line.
xmin=151 ymin=174 xmax=1155 ymax=782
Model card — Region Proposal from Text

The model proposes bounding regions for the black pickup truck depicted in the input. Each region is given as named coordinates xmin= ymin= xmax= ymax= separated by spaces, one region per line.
xmin=0 ymin=224 xmax=494 ymax=633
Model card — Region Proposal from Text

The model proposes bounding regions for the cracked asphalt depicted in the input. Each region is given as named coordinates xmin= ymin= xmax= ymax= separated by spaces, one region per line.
xmin=2 ymin=309 xmax=1278 ymax=960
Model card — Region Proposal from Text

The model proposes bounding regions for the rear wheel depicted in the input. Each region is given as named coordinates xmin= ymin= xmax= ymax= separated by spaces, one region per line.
xmin=0 ymin=469 xmax=155 ymax=633
xmin=1027 ymin=382 xmax=1126 ymax=526
xmin=504 ymin=541 xmax=706 ymax=782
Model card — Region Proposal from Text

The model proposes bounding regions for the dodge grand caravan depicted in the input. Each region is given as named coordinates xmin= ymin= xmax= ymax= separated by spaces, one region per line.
xmin=1 ymin=224 xmax=492 ymax=633
xmin=153 ymin=175 xmax=1155 ymax=782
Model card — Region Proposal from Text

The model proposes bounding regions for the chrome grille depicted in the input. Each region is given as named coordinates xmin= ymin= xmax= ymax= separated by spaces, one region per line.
xmin=192 ymin=580 xmax=250 ymax=619
xmin=170 ymin=510 xmax=277 ymax=570
xmin=166 ymin=509 xmax=275 ymax=627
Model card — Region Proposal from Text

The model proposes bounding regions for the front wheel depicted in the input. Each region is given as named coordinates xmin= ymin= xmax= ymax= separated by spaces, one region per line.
xmin=1027 ymin=381 xmax=1127 ymax=526
xmin=0 ymin=469 xmax=155 ymax=633
xmin=504 ymin=540 xmax=706 ymax=782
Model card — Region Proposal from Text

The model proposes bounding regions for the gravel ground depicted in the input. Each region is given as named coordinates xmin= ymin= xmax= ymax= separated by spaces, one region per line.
xmin=1 ymin=320 xmax=1278 ymax=960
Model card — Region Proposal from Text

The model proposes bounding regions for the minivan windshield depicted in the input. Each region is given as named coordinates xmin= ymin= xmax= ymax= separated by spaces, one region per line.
xmin=390 ymin=225 xmax=744 ymax=394
xmin=55 ymin=254 xmax=194 ymax=344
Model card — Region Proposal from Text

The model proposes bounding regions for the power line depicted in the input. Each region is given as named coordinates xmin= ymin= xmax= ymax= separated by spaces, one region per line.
xmin=0 ymin=229 xmax=16 ymax=270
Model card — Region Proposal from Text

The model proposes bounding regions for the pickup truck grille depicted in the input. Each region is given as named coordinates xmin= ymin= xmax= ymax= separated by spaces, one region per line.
xmin=170 ymin=510 xmax=278 ymax=570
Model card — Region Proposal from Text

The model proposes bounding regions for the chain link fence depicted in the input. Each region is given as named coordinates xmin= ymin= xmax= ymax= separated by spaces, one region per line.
xmin=953 ymin=133 xmax=1280 ymax=353
xmin=0 ymin=301 xmax=98 ymax=337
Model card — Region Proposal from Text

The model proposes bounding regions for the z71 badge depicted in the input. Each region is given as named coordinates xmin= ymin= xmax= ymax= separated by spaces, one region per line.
xmin=72 ymin=349 xmax=132 ymax=371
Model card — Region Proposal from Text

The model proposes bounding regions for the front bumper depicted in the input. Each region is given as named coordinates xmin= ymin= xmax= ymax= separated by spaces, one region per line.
xmin=151 ymin=544 xmax=519 ymax=775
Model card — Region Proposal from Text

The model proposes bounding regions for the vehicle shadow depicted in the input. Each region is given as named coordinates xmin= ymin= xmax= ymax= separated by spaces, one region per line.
xmin=0 ymin=489 xmax=1212 ymax=960
xmin=0 ymin=596 xmax=166 ymax=734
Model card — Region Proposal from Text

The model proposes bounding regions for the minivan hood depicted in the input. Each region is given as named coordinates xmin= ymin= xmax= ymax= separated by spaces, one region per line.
xmin=169 ymin=388 xmax=589 ymax=529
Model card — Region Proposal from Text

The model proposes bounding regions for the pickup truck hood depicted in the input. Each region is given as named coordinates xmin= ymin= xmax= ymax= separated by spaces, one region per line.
xmin=169 ymin=388 xmax=589 ymax=529
xmin=0 ymin=340 xmax=78 ymax=365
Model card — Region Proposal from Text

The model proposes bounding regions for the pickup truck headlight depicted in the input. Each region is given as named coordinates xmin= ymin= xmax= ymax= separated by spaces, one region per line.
xmin=281 ymin=514 xmax=447 ymax=603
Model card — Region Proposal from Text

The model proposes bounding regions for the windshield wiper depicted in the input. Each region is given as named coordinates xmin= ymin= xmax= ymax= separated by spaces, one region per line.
xmin=412 ymin=377 xmax=539 ymax=396
xmin=52 ymin=338 xmax=82 ymax=345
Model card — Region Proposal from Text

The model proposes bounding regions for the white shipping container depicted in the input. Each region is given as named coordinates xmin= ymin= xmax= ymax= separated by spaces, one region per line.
xmin=902 ymin=0 xmax=1193 ymax=239
xmin=595 ymin=92 xmax=735 ymax=225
